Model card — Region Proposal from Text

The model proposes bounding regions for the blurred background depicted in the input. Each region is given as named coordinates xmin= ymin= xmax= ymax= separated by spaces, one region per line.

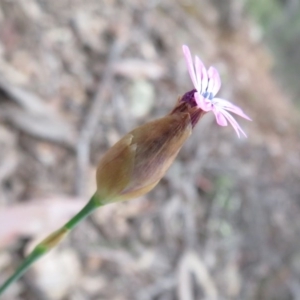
xmin=0 ymin=0 xmax=300 ymax=299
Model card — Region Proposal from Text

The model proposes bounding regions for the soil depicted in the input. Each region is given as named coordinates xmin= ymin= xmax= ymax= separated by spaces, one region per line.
xmin=0 ymin=1 xmax=300 ymax=299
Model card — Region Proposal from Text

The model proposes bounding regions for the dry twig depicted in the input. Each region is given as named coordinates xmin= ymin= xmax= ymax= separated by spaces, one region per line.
xmin=0 ymin=77 xmax=75 ymax=146
xmin=177 ymin=251 xmax=218 ymax=300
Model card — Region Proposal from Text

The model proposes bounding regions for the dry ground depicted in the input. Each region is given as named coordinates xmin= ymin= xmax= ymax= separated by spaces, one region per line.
xmin=0 ymin=1 xmax=300 ymax=299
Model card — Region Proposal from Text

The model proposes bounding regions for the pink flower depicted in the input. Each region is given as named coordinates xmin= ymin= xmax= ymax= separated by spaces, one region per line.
xmin=182 ymin=45 xmax=251 ymax=138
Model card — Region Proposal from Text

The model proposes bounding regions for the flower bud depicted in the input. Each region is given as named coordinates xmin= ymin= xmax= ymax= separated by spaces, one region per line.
xmin=95 ymin=97 xmax=204 ymax=203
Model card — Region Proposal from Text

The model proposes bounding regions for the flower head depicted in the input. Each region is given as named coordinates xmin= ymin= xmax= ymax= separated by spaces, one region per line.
xmin=182 ymin=45 xmax=251 ymax=137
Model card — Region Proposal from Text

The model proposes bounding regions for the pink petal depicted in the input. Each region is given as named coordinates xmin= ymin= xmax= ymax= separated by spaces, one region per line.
xmin=213 ymin=108 xmax=228 ymax=126
xmin=213 ymin=98 xmax=252 ymax=120
xmin=182 ymin=45 xmax=198 ymax=88
xmin=196 ymin=56 xmax=208 ymax=92
xmin=219 ymin=108 xmax=247 ymax=138
xmin=207 ymin=67 xmax=221 ymax=96
xmin=195 ymin=92 xmax=212 ymax=111
xmin=195 ymin=56 xmax=208 ymax=93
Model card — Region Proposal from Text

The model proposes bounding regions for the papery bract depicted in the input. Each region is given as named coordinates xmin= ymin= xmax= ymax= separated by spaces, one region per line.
xmin=96 ymin=100 xmax=204 ymax=203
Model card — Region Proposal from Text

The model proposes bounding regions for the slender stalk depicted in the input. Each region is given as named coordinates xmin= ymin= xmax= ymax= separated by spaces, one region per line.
xmin=64 ymin=193 xmax=101 ymax=230
xmin=0 ymin=193 xmax=103 ymax=296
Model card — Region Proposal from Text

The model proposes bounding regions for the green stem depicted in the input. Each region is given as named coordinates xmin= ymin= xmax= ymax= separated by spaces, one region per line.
xmin=0 ymin=192 xmax=103 ymax=296
xmin=0 ymin=246 xmax=46 ymax=295
xmin=64 ymin=193 xmax=101 ymax=230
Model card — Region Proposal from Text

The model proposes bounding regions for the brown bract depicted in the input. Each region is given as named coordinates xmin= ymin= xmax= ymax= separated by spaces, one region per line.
xmin=95 ymin=99 xmax=204 ymax=203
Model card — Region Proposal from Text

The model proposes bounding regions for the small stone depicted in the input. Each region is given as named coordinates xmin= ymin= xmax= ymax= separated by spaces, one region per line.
xmin=81 ymin=275 xmax=106 ymax=296
xmin=129 ymin=79 xmax=155 ymax=118
xmin=0 ymin=252 xmax=12 ymax=270
xmin=33 ymin=249 xmax=81 ymax=300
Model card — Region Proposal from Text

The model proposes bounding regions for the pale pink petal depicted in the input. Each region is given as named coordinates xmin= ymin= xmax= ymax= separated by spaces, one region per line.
xmin=219 ymin=109 xmax=247 ymax=138
xmin=195 ymin=56 xmax=207 ymax=93
xmin=207 ymin=67 xmax=221 ymax=95
xmin=182 ymin=45 xmax=198 ymax=88
xmin=212 ymin=107 xmax=228 ymax=126
xmin=194 ymin=92 xmax=212 ymax=111
xmin=182 ymin=45 xmax=250 ymax=138
xmin=196 ymin=56 xmax=208 ymax=92
xmin=213 ymin=98 xmax=252 ymax=120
